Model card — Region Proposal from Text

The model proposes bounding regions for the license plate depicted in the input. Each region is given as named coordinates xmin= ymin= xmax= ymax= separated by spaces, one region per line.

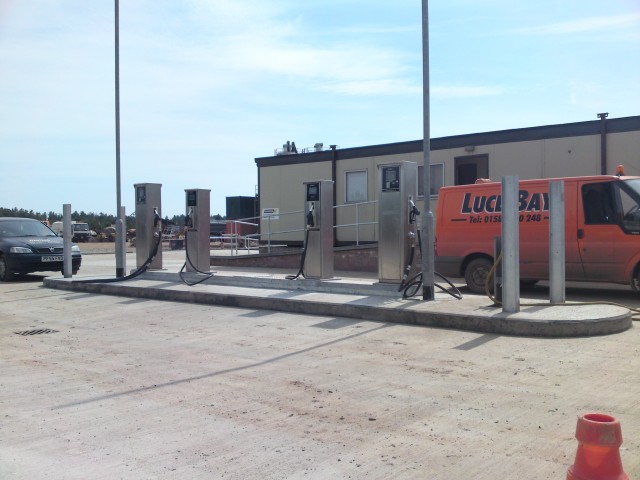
xmin=42 ymin=255 xmax=63 ymax=262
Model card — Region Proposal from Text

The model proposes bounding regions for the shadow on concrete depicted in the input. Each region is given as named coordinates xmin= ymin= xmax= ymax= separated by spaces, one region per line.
xmin=454 ymin=333 xmax=500 ymax=351
xmin=240 ymin=310 xmax=277 ymax=318
xmin=311 ymin=318 xmax=364 ymax=329
xmin=53 ymin=322 xmax=393 ymax=410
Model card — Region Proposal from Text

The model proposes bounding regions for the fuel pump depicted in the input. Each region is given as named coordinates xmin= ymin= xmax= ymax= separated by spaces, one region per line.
xmin=134 ymin=183 xmax=163 ymax=270
xmin=184 ymin=188 xmax=211 ymax=273
xmin=288 ymin=180 xmax=334 ymax=280
xmin=377 ymin=162 xmax=417 ymax=284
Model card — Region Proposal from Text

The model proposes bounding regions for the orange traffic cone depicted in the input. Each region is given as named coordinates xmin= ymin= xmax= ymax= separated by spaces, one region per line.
xmin=567 ymin=413 xmax=628 ymax=480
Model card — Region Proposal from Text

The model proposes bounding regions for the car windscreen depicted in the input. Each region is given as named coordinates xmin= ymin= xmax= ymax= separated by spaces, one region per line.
xmin=0 ymin=220 xmax=57 ymax=238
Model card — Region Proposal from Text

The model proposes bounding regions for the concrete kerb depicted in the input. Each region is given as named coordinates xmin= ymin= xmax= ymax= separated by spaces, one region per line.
xmin=42 ymin=272 xmax=632 ymax=338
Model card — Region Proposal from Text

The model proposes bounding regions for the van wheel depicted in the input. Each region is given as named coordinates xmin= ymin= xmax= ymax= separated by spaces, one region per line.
xmin=632 ymin=266 xmax=640 ymax=294
xmin=464 ymin=257 xmax=493 ymax=294
xmin=520 ymin=280 xmax=538 ymax=290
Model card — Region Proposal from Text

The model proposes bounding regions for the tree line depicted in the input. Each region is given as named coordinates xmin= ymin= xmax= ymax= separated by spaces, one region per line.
xmin=0 ymin=207 xmax=224 ymax=233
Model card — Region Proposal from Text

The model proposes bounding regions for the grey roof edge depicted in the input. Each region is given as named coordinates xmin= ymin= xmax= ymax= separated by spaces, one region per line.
xmin=255 ymin=115 xmax=640 ymax=167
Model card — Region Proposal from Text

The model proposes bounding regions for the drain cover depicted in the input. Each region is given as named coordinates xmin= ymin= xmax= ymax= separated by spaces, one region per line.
xmin=14 ymin=328 xmax=59 ymax=336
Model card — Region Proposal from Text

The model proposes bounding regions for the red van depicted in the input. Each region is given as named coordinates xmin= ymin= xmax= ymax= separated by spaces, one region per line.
xmin=435 ymin=173 xmax=640 ymax=293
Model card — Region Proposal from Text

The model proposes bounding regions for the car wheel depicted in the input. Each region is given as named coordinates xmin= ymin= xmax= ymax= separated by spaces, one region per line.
xmin=60 ymin=268 xmax=79 ymax=276
xmin=0 ymin=256 xmax=13 ymax=282
xmin=464 ymin=257 xmax=493 ymax=294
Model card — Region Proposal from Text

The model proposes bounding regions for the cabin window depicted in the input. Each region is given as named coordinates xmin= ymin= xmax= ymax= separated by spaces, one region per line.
xmin=345 ymin=170 xmax=368 ymax=203
xmin=417 ymin=163 xmax=444 ymax=197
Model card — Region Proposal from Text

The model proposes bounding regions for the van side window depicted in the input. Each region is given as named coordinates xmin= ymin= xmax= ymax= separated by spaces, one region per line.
xmin=582 ymin=183 xmax=615 ymax=224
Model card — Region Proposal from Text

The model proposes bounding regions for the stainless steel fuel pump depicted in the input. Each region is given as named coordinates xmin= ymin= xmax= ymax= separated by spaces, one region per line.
xmin=134 ymin=183 xmax=163 ymax=270
xmin=302 ymin=180 xmax=334 ymax=279
xmin=184 ymin=188 xmax=211 ymax=273
xmin=377 ymin=162 xmax=418 ymax=284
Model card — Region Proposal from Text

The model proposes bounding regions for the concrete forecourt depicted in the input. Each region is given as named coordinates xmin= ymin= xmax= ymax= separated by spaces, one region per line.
xmin=0 ymin=248 xmax=638 ymax=479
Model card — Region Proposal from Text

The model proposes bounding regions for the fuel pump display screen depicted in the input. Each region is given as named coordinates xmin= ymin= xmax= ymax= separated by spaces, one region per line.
xmin=306 ymin=183 xmax=320 ymax=201
xmin=382 ymin=166 xmax=400 ymax=192
xmin=136 ymin=186 xmax=146 ymax=204
xmin=186 ymin=190 xmax=197 ymax=207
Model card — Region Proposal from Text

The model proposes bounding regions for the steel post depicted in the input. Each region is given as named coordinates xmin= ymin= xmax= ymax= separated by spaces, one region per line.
xmin=549 ymin=181 xmax=566 ymax=304
xmin=63 ymin=204 xmax=72 ymax=278
xmin=501 ymin=176 xmax=520 ymax=313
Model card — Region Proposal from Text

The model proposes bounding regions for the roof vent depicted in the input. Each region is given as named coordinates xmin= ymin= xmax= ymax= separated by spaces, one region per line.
xmin=275 ymin=141 xmax=298 ymax=156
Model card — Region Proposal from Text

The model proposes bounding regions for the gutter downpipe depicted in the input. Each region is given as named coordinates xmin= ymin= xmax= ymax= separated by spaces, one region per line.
xmin=598 ymin=112 xmax=608 ymax=175
xmin=330 ymin=145 xmax=338 ymax=247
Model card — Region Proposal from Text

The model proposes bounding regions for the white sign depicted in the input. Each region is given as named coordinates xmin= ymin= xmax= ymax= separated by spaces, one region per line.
xmin=261 ymin=208 xmax=279 ymax=220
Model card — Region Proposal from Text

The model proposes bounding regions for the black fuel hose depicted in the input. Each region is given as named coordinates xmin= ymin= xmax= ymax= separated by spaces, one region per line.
xmin=398 ymin=242 xmax=416 ymax=293
xmin=72 ymin=230 xmax=163 ymax=284
xmin=179 ymin=231 xmax=215 ymax=286
xmin=401 ymin=230 xmax=463 ymax=300
xmin=401 ymin=270 xmax=463 ymax=300
xmin=286 ymin=228 xmax=311 ymax=280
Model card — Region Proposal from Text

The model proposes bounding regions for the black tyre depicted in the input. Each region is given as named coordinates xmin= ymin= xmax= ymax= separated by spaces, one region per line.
xmin=0 ymin=256 xmax=13 ymax=282
xmin=60 ymin=268 xmax=79 ymax=276
xmin=631 ymin=265 xmax=640 ymax=294
xmin=464 ymin=257 xmax=493 ymax=294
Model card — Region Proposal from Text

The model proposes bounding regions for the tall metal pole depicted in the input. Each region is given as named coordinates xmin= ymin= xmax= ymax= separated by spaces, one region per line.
xmin=420 ymin=0 xmax=435 ymax=300
xmin=115 ymin=0 xmax=124 ymax=277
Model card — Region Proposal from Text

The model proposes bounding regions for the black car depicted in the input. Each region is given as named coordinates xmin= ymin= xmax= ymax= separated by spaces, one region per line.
xmin=0 ymin=217 xmax=82 ymax=281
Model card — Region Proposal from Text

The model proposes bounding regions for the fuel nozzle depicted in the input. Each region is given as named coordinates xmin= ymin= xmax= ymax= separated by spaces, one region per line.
xmin=185 ymin=207 xmax=194 ymax=229
xmin=409 ymin=199 xmax=420 ymax=224
xmin=306 ymin=203 xmax=315 ymax=228
xmin=153 ymin=207 xmax=162 ymax=228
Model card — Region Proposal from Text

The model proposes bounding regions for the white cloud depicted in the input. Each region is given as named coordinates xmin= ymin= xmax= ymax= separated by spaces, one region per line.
xmin=129 ymin=0 xmax=420 ymax=98
xmin=432 ymin=85 xmax=505 ymax=98
xmin=320 ymin=79 xmax=421 ymax=96
xmin=2 ymin=0 xmax=639 ymax=216
xmin=514 ymin=13 xmax=640 ymax=36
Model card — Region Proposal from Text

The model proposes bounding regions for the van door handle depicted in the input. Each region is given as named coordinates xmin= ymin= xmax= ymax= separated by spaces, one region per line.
xmin=577 ymin=229 xmax=584 ymax=239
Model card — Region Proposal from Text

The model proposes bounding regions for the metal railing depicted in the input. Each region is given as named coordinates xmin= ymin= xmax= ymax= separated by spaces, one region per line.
xmin=259 ymin=209 xmax=305 ymax=253
xmin=333 ymin=200 xmax=378 ymax=245
xmin=223 ymin=200 xmax=379 ymax=254
xmin=219 ymin=209 xmax=305 ymax=254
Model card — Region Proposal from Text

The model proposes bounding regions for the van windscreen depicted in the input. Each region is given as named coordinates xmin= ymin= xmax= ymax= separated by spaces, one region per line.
xmin=618 ymin=179 xmax=640 ymax=233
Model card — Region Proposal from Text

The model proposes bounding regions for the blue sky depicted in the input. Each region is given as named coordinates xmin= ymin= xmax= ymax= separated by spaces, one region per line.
xmin=1 ymin=0 xmax=639 ymax=217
